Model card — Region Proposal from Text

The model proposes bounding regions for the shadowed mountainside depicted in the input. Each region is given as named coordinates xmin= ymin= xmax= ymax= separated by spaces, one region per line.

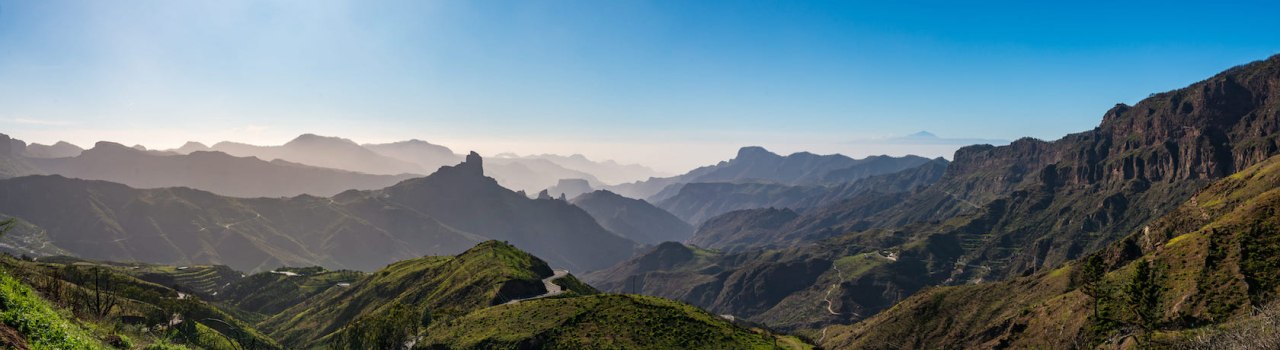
xmin=584 ymin=54 xmax=1280 ymax=334
xmin=0 ymin=152 xmax=640 ymax=273
xmin=569 ymin=190 xmax=695 ymax=245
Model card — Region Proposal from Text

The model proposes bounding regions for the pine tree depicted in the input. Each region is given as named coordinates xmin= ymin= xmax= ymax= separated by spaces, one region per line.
xmin=1123 ymin=260 xmax=1161 ymax=343
xmin=1077 ymin=254 xmax=1107 ymax=319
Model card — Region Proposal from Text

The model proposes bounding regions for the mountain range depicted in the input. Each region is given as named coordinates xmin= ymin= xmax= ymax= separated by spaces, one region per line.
xmin=582 ymin=54 xmax=1280 ymax=341
xmin=0 ymin=152 xmax=639 ymax=273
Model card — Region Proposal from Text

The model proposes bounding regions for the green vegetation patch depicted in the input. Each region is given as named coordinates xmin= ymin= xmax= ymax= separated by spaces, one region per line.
xmin=0 ymin=270 xmax=107 ymax=350
xmin=417 ymin=294 xmax=799 ymax=350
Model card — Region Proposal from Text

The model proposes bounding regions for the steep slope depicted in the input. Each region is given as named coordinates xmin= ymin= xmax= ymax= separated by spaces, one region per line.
xmin=20 ymin=140 xmax=84 ymax=158
xmin=825 ymin=153 xmax=1280 ymax=349
xmin=211 ymin=134 xmax=425 ymax=175
xmin=569 ymin=190 xmax=694 ymax=245
xmin=584 ymin=54 xmax=1280 ymax=334
xmin=381 ymin=153 xmax=639 ymax=271
xmin=657 ymin=181 xmax=827 ymax=226
xmin=27 ymin=141 xmax=416 ymax=197
xmin=678 ymin=158 xmax=949 ymax=251
xmin=257 ymin=241 xmax=560 ymax=349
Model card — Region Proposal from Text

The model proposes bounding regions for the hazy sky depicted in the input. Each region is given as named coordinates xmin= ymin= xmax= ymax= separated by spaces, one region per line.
xmin=2 ymin=1 xmax=1278 ymax=173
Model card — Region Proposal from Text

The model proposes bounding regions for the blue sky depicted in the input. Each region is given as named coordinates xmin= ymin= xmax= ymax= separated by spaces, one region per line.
xmin=1 ymin=1 xmax=1278 ymax=172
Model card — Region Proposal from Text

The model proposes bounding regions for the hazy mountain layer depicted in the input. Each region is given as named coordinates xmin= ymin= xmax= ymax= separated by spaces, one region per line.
xmin=210 ymin=134 xmax=425 ymax=175
xmin=21 ymin=140 xmax=84 ymax=158
xmin=27 ymin=141 xmax=416 ymax=197
xmin=669 ymin=158 xmax=948 ymax=249
xmin=604 ymin=147 xmax=933 ymax=202
xmin=498 ymin=153 xmax=671 ymax=184
xmin=362 ymin=139 xmax=461 ymax=175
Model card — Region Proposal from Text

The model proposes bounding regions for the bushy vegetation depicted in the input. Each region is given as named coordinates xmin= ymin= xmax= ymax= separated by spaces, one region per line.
xmin=1176 ymin=300 xmax=1280 ymax=349
xmin=416 ymin=294 xmax=810 ymax=350
xmin=327 ymin=302 xmax=420 ymax=350
xmin=0 ymin=269 xmax=106 ymax=350
xmin=258 ymin=240 xmax=554 ymax=349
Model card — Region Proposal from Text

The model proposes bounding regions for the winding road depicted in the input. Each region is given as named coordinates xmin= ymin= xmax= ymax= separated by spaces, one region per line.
xmin=818 ymin=264 xmax=850 ymax=345
xmin=504 ymin=270 xmax=569 ymax=304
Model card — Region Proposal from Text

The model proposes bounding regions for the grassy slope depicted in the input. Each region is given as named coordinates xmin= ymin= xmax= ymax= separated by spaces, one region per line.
xmin=416 ymin=294 xmax=812 ymax=350
xmin=258 ymin=240 xmax=553 ymax=349
xmin=219 ymin=268 xmax=364 ymax=315
xmin=825 ymin=154 xmax=1280 ymax=349
xmin=1 ymin=256 xmax=279 ymax=350
xmin=0 ymin=270 xmax=107 ymax=350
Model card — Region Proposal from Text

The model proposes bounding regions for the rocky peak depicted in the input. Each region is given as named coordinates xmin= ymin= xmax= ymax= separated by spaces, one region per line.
xmin=0 ymin=133 xmax=12 ymax=156
xmin=1101 ymin=103 xmax=1131 ymax=123
xmin=734 ymin=146 xmax=780 ymax=162
xmin=459 ymin=151 xmax=483 ymax=176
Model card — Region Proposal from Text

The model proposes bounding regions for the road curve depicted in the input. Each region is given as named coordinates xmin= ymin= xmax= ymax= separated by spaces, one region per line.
xmin=505 ymin=269 xmax=569 ymax=304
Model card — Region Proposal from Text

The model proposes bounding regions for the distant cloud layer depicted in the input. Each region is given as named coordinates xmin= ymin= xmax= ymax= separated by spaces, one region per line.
xmin=850 ymin=131 xmax=1009 ymax=146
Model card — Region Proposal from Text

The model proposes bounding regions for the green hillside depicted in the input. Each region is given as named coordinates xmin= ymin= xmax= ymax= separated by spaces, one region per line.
xmin=258 ymin=240 xmax=556 ymax=349
xmin=825 ymin=154 xmax=1280 ymax=349
xmin=0 ymin=254 xmax=278 ymax=350
xmin=416 ymin=294 xmax=812 ymax=350
xmin=219 ymin=267 xmax=363 ymax=315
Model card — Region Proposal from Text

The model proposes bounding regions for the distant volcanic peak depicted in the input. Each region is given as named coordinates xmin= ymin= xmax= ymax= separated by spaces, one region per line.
xmin=906 ymin=131 xmax=938 ymax=139
xmin=735 ymin=146 xmax=779 ymax=160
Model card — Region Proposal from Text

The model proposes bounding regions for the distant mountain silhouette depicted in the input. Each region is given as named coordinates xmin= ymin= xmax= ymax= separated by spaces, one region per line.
xmin=362 ymin=139 xmax=462 ymax=174
xmin=545 ymin=178 xmax=593 ymax=199
xmin=21 ymin=141 xmax=84 ymax=158
xmin=485 ymin=157 xmax=603 ymax=195
xmin=210 ymin=134 xmax=425 ymax=175
xmin=26 ymin=141 xmax=416 ymax=197
xmin=501 ymin=153 xmax=671 ymax=184
xmin=172 ymin=141 xmax=211 ymax=154
xmin=569 ymin=190 xmax=694 ymax=245
xmin=604 ymin=147 xmax=933 ymax=202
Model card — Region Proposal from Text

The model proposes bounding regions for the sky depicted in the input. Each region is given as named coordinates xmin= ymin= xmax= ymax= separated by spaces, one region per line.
xmin=1 ymin=1 xmax=1278 ymax=173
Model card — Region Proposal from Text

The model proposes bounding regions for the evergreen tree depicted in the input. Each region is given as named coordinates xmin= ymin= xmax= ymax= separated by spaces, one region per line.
xmin=1076 ymin=254 xmax=1108 ymax=319
xmin=1123 ymin=260 xmax=1161 ymax=343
